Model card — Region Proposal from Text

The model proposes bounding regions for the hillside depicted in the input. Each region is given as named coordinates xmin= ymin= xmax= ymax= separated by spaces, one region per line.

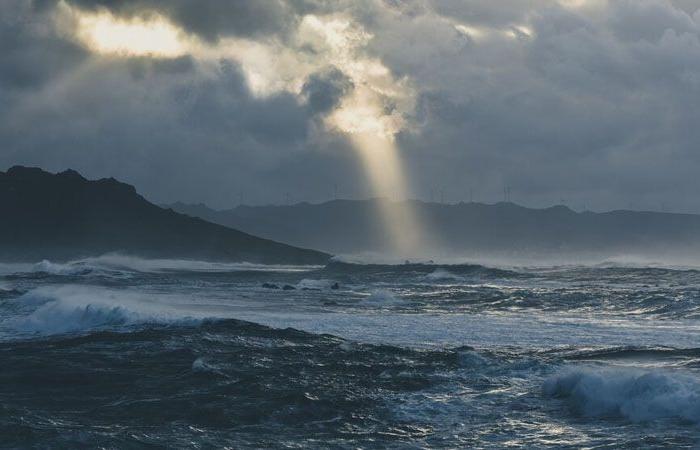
xmin=0 ymin=167 xmax=330 ymax=264
xmin=166 ymin=199 xmax=700 ymax=261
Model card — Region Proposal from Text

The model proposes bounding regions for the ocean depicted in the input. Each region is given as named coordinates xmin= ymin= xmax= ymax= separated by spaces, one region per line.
xmin=1 ymin=255 xmax=700 ymax=448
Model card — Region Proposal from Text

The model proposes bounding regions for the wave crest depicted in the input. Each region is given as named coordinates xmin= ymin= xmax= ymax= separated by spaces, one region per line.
xmin=544 ymin=367 xmax=700 ymax=423
xmin=425 ymin=268 xmax=465 ymax=282
xmin=32 ymin=260 xmax=93 ymax=276
xmin=8 ymin=286 xmax=202 ymax=336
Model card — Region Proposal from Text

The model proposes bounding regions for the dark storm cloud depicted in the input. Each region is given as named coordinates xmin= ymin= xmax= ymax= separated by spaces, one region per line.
xmin=428 ymin=0 xmax=546 ymax=27
xmin=369 ymin=0 xmax=700 ymax=212
xmin=608 ymin=0 xmax=697 ymax=42
xmin=182 ymin=61 xmax=308 ymax=145
xmin=125 ymin=55 xmax=196 ymax=79
xmin=0 ymin=0 xmax=369 ymax=208
xmin=2 ymin=0 xmax=700 ymax=212
xmin=0 ymin=50 xmax=343 ymax=206
xmin=54 ymin=0 xmax=306 ymax=41
xmin=302 ymin=68 xmax=354 ymax=115
xmin=0 ymin=1 xmax=86 ymax=90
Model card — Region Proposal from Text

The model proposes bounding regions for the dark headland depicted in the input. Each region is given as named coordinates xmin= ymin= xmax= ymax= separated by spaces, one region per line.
xmin=167 ymin=199 xmax=700 ymax=262
xmin=0 ymin=166 xmax=330 ymax=264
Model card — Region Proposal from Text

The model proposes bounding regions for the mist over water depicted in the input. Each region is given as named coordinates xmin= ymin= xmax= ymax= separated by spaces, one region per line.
xmin=2 ymin=254 xmax=700 ymax=447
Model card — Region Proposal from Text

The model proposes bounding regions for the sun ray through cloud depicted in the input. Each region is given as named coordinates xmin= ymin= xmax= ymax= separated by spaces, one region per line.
xmin=62 ymin=3 xmax=188 ymax=58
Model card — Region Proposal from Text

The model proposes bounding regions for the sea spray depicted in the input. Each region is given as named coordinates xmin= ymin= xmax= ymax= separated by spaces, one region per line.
xmin=544 ymin=367 xmax=700 ymax=422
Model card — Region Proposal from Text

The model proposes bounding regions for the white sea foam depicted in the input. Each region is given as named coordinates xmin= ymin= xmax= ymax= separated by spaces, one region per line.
xmin=331 ymin=253 xmax=444 ymax=265
xmin=4 ymin=255 xmax=318 ymax=279
xmin=8 ymin=286 xmax=204 ymax=335
xmin=32 ymin=260 xmax=93 ymax=276
xmin=330 ymin=253 xmax=406 ymax=265
xmin=364 ymin=289 xmax=401 ymax=305
xmin=62 ymin=254 xmax=317 ymax=274
xmin=297 ymin=278 xmax=336 ymax=289
xmin=191 ymin=357 xmax=223 ymax=374
xmin=88 ymin=254 xmax=319 ymax=273
xmin=544 ymin=367 xmax=700 ymax=423
xmin=425 ymin=268 xmax=464 ymax=282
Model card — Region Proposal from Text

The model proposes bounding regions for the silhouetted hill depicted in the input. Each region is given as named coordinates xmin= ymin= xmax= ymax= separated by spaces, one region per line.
xmin=0 ymin=167 xmax=330 ymax=264
xmin=166 ymin=199 xmax=700 ymax=261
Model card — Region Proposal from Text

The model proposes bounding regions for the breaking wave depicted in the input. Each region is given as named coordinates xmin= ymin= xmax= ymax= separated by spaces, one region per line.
xmin=32 ymin=259 xmax=94 ymax=276
xmin=6 ymin=286 xmax=204 ymax=336
xmin=364 ymin=289 xmax=402 ymax=305
xmin=425 ymin=268 xmax=465 ymax=282
xmin=544 ymin=367 xmax=700 ymax=423
xmin=77 ymin=254 xmax=319 ymax=273
xmin=5 ymin=254 xmax=320 ymax=279
xmin=320 ymin=260 xmax=522 ymax=280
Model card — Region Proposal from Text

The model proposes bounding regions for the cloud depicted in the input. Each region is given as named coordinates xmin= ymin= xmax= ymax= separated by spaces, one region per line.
xmin=54 ymin=0 xmax=301 ymax=41
xmin=302 ymin=68 xmax=354 ymax=114
xmin=0 ymin=1 xmax=86 ymax=90
xmin=2 ymin=0 xmax=700 ymax=212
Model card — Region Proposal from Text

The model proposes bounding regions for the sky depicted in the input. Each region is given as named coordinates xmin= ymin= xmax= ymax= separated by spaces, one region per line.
xmin=2 ymin=0 xmax=700 ymax=212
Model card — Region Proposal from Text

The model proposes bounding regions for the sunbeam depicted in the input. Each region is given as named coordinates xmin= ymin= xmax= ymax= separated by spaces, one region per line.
xmin=349 ymin=133 xmax=424 ymax=256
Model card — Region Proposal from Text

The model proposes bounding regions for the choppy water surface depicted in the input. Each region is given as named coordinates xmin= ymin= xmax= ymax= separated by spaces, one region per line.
xmin=2 ymin=255 xmax=700 ymax=448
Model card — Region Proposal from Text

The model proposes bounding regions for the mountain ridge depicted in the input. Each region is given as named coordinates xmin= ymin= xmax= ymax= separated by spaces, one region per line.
xmin=0 ymin=166 xmax=330 ymax=264
xmin=165 ymin=198 xmax=700 ymax=261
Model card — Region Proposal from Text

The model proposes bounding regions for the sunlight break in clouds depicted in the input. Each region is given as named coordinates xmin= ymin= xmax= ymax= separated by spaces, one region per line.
xmin=293 ymin=15 xmax=425 ymax=256
xmin=64 ymin=4 xmax=188 ymax=58
xmin=63 ymin=4 xmax=425 ymax=255
xmin=297 ymin=15 xmax=413 ymax=139
xmin=210 ymin=14 xmax=415 ymax=140
xmin=454 ymin=23 xmax=533 ymax=41
xmin=209 ymin=15 xmax=424 ymax=255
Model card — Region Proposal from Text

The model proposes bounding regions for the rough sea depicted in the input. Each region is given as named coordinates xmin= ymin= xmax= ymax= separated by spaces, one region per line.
xmin=2 ymin=255 xmax=700 ymax=448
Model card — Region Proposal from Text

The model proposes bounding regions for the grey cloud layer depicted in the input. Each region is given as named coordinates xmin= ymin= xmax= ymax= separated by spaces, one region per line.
xmin=2 ymin=0 xmax=700 ymax=212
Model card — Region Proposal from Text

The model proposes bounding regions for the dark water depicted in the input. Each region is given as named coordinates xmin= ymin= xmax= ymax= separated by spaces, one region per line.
xmin=1 ymin=256 xmax=700 ymax=448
